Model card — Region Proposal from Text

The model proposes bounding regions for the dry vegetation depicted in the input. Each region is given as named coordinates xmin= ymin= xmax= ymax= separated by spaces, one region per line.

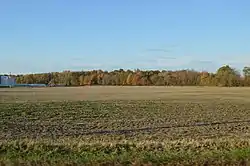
xmin=1 ymin=86 xmax=250 ymax=102
xmin=1 ymin=86 xmax=250 ymax=165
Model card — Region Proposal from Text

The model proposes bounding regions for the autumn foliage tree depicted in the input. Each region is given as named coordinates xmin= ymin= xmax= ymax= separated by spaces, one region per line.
xmin=14 ymin=65 xmax=250 ymax=87
xmin=215 ymin=65 xmax=241 ymax=87
xmin=243 ymin=67 xmax=250 ymax=86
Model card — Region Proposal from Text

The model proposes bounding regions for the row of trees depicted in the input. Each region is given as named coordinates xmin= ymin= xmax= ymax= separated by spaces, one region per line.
xmin=15 ymin=65 xmax=250 ymax=87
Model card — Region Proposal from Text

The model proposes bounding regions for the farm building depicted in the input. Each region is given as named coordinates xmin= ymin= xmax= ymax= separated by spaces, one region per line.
xmin=0 ymin=75 xmax=16 ymax=87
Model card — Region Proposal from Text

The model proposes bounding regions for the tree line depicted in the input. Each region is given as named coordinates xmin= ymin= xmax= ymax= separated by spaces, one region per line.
xmin=14 ymin=65 xmax=250 ymax=87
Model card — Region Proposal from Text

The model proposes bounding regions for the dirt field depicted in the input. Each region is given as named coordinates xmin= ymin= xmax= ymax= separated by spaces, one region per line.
xmin=1 ymin=86 xmax=250 ymax=102
xmin=1 ymin=86 xmax=250 ymax=165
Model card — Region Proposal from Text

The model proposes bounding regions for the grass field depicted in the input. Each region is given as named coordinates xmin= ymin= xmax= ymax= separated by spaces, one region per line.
xmin=1 ymin=86 xmax=250 ymax=165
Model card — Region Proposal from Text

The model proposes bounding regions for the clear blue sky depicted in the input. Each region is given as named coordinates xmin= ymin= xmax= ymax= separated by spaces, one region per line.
xmin=0 ymin=0 xmax=250 ymax=74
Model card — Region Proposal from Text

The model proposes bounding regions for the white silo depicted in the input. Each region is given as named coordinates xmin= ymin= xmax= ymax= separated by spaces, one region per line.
xmin=0 ymin=76 xmax=16 ymax=86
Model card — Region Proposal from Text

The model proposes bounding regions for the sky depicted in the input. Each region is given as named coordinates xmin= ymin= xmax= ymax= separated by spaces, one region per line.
xmin=0 ymin=0 xmax=250 ymax=74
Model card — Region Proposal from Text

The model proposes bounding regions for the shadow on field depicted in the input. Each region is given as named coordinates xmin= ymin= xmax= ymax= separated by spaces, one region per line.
xmin=82 ymin=119 xmax=250 ymax=135
xmin=4 ymin=119 xmax=250 ymax=138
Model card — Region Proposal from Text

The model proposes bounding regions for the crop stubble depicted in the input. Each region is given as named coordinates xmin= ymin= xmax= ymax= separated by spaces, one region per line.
xmin=1 ymin=87 xmax=250 ymax=165
xmin=1 ymin=100 xmax=250 ymax=140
